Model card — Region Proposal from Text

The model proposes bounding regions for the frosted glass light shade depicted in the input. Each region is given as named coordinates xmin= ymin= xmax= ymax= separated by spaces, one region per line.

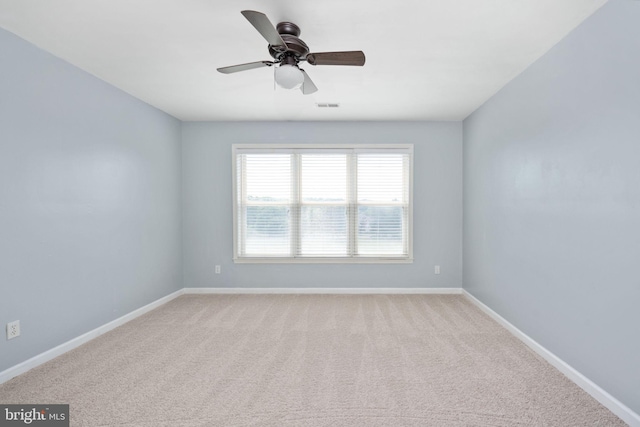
xmin=275 ymin=64 xmax=304 ymax=90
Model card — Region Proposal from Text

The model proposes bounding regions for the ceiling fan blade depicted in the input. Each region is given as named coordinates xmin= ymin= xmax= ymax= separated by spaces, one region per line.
xmin=217 ymin=61 xmax=274 ymax=74
xmin=306 ymin=51 xmax=366 ymax=66
xmin=241 ymin=10 xmax=287 ymax=50
xmin=300 ymin=69 xmax=318 ymax=95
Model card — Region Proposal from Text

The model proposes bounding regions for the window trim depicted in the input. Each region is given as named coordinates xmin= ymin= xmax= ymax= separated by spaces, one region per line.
xmin=232 ymin=144 xmax=414 ymax=264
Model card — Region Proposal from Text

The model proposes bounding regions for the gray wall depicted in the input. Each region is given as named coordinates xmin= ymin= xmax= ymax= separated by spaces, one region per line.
xmin=0 ymin=29 xmax=183 ymax=372
xmin=182 ymin=121 xmax=462 ymax=289
xmin=463 ymin=0 xmax=640 ymax=415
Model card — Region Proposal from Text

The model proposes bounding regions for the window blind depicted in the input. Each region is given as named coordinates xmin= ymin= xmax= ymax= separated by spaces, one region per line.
xmin=234 ymin=145 xmax=412 ymax=262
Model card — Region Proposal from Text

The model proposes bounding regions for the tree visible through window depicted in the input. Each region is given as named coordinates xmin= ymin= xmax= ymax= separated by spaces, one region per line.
xmin=233 ymin=145 xmax=413 ymax=262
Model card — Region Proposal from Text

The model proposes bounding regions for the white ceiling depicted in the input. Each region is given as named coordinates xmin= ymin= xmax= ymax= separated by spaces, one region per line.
xmin=0 ymin=0 xmax=607 ymax=121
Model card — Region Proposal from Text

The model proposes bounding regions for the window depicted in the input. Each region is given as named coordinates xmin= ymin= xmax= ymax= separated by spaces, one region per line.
xmin=233 ymin=144 xmax=413 ymax=263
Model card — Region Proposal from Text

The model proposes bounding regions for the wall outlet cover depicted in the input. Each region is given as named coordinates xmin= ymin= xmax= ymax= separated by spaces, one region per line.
xmin=7 ymin=320 xmax=20 ymax=340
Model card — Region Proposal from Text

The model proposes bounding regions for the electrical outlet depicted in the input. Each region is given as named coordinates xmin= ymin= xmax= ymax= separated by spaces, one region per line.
xmin=434 ymin=265 xmax=441 ymax=275
xmin=215 ymin=265 xmax=221 ymax=274
xmin=7 ymin=320 xmax=20 ymax=340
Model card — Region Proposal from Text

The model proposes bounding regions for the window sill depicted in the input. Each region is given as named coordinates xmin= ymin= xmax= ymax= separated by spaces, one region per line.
xmin=233 ymin=257 xmax=414 ymax=264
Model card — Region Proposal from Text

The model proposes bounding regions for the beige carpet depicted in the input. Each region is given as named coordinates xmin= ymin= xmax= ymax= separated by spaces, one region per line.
xmin=0 ymin=294 xmax=626 ymax=426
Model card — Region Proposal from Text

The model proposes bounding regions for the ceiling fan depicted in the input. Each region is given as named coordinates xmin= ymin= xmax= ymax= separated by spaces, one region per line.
xmin=217 ymin=10 xmax=366 ymax=95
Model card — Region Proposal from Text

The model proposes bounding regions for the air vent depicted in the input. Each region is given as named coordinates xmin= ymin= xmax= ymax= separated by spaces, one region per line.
xmin=316 ymin=103 xmax=340 ymax=108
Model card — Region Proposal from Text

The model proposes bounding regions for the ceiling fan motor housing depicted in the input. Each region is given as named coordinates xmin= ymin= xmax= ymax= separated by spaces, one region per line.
xmin=268 ymin=22 xmax=309 ymax=61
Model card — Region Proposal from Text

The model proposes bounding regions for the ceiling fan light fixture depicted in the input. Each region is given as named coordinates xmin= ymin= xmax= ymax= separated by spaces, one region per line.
xmin=275 ymin=64 xmax=304 ymax=90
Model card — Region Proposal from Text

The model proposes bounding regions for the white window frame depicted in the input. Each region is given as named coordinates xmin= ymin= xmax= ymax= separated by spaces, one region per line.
xmin=232 ymin=144 xmax=414 ymax=263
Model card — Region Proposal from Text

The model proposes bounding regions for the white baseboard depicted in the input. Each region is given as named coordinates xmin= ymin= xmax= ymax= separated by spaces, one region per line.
xmin=183 ymin=287 xmax=463 ymax=295
xmin=0 ymin=289 xmax=185 ymax=385
xmin=463 ymin=290 xmax=640 ymax=427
